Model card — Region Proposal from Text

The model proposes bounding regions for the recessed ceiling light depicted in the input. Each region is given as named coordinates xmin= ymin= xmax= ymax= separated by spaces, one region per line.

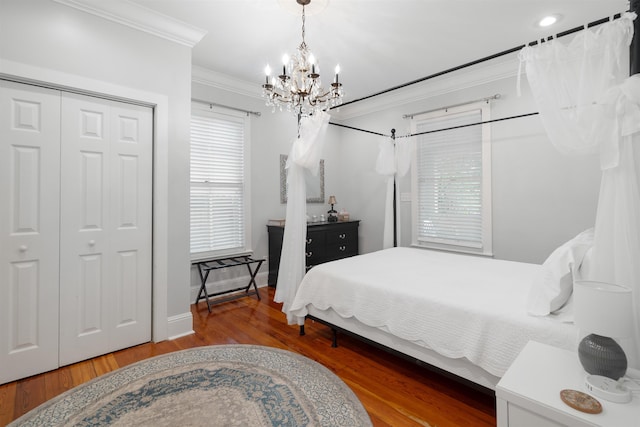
xmin=538 ymin=15 xmax=559 ymax=27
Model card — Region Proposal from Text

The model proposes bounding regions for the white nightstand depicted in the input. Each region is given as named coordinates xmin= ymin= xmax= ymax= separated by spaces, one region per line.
xmin=496 ymin=341 xmax=640 ymax=427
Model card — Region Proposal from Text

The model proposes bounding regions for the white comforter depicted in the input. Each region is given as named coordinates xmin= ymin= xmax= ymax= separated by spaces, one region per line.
xmin=289 ymin=247 xmax=578 ymax=377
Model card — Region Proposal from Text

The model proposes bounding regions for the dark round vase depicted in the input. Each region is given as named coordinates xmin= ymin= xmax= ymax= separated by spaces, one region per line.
xmin=578 ymin=334 xmax=627 ymax=380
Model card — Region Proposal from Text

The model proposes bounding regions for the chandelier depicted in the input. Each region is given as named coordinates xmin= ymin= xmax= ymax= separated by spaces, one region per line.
xmin=262 ymin=0 xmax=343 ymax=116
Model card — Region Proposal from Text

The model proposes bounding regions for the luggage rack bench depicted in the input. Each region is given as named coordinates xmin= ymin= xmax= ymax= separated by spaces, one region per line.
xmin=193 ymin=255 xmax=265 ymax=312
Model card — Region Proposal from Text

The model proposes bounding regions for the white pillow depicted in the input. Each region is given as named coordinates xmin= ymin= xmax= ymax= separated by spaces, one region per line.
xmin=527 ymin=228 xmax=594 ymax=316
xmin=576 ymin=246 xmax=593 ymax=281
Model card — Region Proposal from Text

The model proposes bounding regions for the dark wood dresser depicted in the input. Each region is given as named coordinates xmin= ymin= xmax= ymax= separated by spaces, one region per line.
xmin=267 ymin=220 xmax=360 ymax=286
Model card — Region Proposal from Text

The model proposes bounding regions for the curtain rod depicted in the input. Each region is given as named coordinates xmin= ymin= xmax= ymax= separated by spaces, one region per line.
xmin=329 ymin=122 xmax=389 ymax=137
xmin=397 ymin=112 xmax=539 ymax=139
xmin=403 ymin=94 xmax=501 ymax=119
xmin=191 ymin=98 xmax=261 ymax=117
xmin=329 ymin=110 xmax=540 ymax=139
xmin=335 ymin=12 xmax=624 ymax=109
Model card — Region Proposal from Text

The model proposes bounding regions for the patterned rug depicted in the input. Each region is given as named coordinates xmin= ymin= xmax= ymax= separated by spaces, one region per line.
xmin=10 ymin=345 xmax=371 ymax=426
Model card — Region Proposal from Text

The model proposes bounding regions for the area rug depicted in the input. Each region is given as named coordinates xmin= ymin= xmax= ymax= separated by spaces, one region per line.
xmin=10 ymin=345 xmax=371 ymax=426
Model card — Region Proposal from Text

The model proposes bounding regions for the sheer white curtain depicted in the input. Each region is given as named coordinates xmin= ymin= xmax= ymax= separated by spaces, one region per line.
xmin=375 ymin=136 xmax=413 ymax=248
xmin=274 ymin=111 xmax=330 ymax=324
xmin=520 ymin=12 xmax=640 ymax=368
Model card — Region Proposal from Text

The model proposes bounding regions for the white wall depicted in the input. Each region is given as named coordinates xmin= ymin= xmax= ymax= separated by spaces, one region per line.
xmin=0 ymin=0 xmax=193 ymax=339
xmin=489 ymin=77 xmax=601 ymax=262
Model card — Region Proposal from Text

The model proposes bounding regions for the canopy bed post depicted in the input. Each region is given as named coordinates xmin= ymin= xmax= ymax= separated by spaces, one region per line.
xmin=391 ymin=128 xmax=397 ymax=247
xmin=632 ymin=0 xmax=640 ymax=75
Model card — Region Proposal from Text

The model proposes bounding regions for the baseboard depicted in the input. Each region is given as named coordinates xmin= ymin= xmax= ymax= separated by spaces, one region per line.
xmin=166 ymin=311 xmax=194 ymax=340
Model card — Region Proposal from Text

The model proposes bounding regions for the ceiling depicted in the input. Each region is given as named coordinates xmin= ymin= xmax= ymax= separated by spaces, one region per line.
xmin=128 ymin=0 xmax=630 ymax=104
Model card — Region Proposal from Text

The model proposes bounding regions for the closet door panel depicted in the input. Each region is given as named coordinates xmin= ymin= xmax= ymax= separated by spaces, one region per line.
xmin=109 ymin=104 xmax=152 ymax=348
xmin=59 ymin=94 xmax=152 ymax=366
xmin=59 ymin=95 xmax=111 ymax=364
xmin=0 ymin=81 xmax=61 ymax=384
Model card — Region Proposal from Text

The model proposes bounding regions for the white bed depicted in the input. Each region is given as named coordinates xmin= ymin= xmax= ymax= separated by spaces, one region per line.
xmin=289 ymin=246 xmax=582 ymax=390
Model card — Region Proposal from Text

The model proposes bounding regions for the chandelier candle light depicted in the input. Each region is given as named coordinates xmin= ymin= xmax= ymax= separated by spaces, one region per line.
xmin=262 ymin=0 xmax=343 ymax=116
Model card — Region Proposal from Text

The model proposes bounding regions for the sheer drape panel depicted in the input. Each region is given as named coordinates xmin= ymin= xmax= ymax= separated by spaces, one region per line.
xmin=274 ymin=112 xmax=330 ymax=324
xmin=519 ymin=15 xmax=634 ymax=165
xmin=375 ymin=137 xmax=413 ymax=249
xmin=520 ymin=13 xmax=640 ymax=369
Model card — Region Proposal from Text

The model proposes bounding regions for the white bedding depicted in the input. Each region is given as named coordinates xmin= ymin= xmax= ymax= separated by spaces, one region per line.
xmin=290 ymin=247 xmax=579 ymax=377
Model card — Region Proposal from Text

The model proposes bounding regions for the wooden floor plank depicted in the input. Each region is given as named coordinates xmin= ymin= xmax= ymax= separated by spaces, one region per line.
xmin=91 ymin=354 xmax=120 ymax=377
xmin=0 ymin=287 xmax=496 ymax=426
xmin=43 ymin=365 xmax=74 ymax=401
xmin=12 ymin=375 xmax=46 ymax=419
xmin=0 ymin=381 xmax=16 ymax=426
xmin=68 ymin=359 xmax=97 ymax=386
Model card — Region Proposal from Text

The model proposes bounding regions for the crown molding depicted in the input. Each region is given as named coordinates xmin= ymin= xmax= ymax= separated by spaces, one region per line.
xmin=191 ymin=66 xmax=263 ymax=99
xmin=52 ymin=0 xmax=207 ymax=47
xmin=330 ymin=56 xmax=521 ymax=121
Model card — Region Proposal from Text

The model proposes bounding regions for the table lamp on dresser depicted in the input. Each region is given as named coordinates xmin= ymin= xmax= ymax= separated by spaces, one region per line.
xmin=327 ymin=195 xmax=338 ymax=222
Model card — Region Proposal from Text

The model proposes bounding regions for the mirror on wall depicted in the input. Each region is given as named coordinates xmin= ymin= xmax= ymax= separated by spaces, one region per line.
xmin=280 ymin=154 xmax=325 ymax=204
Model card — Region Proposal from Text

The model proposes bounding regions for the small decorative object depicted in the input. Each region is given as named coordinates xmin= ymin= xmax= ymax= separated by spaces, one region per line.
xmin=574 ymin=281 xmax=633 ymax=386
xmin=327 ymin=195 xmax=338 ymax=222
xmin=560 ymin=389 xmax=603 ymax=414
xmin=267 ymin=218 xmax=286 ymax=226
xmin=339 ymin=208 xmax=349 ymax=222
xmin=312 ymin=215 xmax=318 ymax=222
xmin=319 ymin=214 xmax=325 ymax=222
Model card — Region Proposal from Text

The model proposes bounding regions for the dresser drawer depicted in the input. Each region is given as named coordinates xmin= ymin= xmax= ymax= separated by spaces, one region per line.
xmin=326 ymin=228 xmax=356 ymax=245
xmin=326 ymin=242 xmax=357 ymax=261
xmin=305 ymin=231 xmax=325 ymax=251
xmin=305 ymin=246 xmax=325 ymax=266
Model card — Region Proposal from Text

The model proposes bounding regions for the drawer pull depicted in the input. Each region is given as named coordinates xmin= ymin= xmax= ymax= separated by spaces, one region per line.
xmin=306 ymin=238 xmax=312 ymax=244
xmin=306 ymin=251 xmax=313 ymax=257
xmin=339 ymin=233 xmax=346 ymax=239
xmin=339 ymin=246 xmax=347 ymax=251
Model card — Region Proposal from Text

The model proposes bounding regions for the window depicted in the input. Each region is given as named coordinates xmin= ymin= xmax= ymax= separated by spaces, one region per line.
xmin=190 ymin=104 xmax=251 ymax=260
xmin=411 ymin=101 xmax=492 ymax=255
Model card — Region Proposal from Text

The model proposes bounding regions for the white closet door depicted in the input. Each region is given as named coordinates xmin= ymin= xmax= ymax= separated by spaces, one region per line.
xmin=0 ymin=81 xmax=61 ymax=384
xmin=59 ymin=93 xmax=152 ymax=366
xmin=107 ymin=102 xmax=153 ymax=351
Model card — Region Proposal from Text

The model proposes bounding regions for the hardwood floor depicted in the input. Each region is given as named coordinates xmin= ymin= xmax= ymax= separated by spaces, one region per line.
xmin=0 ymin=287 xmax=496 ymax=426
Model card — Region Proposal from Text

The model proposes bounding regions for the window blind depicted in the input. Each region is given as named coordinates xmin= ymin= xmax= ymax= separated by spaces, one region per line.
xmin=190 ymin=112 xmax=246 ymax=256
xmin=415 ymin=109 xmax=483 ymax=248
